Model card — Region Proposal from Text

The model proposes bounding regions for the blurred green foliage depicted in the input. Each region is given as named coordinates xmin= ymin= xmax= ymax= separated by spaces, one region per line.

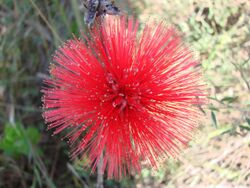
xmin=0 ymin=123 xmax=40 ymax=158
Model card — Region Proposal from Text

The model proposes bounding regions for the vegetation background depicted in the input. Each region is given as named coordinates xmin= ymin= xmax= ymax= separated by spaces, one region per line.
xmin=0 ymin=0 xmax=249 ymax=187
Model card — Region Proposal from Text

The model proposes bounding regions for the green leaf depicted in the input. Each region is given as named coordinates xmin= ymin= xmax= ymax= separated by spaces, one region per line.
xmin=0 ymin=123 xmax=41 ymax=158
xmin=239 ymin=125 xmax=250 ymax=131
xmin=211 ymin=111 xmax=218 ymax=128
xmin=208 ymin=105 xmax=219 ymax=112
xmin=34 ymin=167 xmax=42 ymax=187
xmin=0 ymin=123 xmax=26 ymax=157
xmin=208 ymin=125 xmax=232 ymax=139
xmin=246 ymin=118 xmax=250 ymax=126
xmin=221 ymin=96 xmax=238 ymax=103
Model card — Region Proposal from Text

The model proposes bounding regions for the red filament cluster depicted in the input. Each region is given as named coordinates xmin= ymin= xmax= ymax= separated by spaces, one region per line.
xmin=42 ymin=16 xmax=207 ymax=178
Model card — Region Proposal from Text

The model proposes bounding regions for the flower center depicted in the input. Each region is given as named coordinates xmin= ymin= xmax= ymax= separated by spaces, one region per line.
xmin=112 ymin=93 xmax=127 ymax=111
xmin=106 ymin=73 xmax=128 ymax=112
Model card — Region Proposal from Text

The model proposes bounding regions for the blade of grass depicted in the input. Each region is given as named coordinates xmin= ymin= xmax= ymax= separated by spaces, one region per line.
xmin=19 ymin=124 xmax=57 ymax=188
xmin=28 ymin=0 xmax=62 ymax=45
xmin=71 ymin=0 xmax=84 ymax=31
xmin=54 ymin=0 xmax=71 ymax=33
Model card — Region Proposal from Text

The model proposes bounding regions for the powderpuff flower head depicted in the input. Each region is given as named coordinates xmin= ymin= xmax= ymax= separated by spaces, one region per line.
xmin=42 ymin=16 xmax=206 ymax=179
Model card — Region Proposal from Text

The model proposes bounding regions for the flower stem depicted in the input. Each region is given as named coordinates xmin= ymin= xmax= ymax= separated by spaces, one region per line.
xmin=96 ymin=152 xmax=104 ymax=188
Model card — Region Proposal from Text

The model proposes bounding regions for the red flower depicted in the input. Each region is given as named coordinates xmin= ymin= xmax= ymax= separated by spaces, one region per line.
xmin=42 ymin=16 xmax=206 ymax=178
